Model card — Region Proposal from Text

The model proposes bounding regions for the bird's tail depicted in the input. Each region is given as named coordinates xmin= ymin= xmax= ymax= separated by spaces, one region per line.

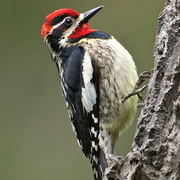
xmin=90 ymin=148 xmax=108 ymax=180
xmin=90 ymin=129 xmax=116 ymax=180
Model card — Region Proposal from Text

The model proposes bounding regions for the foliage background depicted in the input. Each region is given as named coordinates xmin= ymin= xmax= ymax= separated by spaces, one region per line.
xmin=0 ymin=0 xmax=165 ymax=179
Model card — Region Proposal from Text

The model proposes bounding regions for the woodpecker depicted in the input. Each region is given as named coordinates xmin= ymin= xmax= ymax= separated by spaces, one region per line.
xmin=41 ymin=6 xmax=138 ymax=180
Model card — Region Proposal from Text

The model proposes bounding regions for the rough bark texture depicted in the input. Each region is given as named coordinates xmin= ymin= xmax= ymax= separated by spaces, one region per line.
xmin=105 ymin=0 xmax=180 ymax=179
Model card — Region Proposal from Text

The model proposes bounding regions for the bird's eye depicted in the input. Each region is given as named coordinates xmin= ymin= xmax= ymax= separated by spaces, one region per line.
xmin=64 ymin=17 xmax=73 ymax=25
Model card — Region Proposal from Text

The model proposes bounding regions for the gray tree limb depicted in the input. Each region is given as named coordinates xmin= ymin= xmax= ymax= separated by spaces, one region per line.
xmin=105 ymin=0 xmax=180 ymax=179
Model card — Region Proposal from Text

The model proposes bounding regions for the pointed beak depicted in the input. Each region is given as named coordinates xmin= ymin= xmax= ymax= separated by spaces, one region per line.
xmin=80 ymin=6 xmax=104 ymax=24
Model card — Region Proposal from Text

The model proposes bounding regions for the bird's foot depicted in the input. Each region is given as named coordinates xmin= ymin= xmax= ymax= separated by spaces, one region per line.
xmin=122 ymin=71 xmax=151 ymax=104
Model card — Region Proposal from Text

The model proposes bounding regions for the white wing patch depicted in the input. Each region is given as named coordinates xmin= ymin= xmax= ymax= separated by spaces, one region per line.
xmin=81 ymin=52 xmax=97 ymax=112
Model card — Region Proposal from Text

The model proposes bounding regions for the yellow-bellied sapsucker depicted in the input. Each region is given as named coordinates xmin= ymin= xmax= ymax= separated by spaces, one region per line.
xmin=41 ymin=6 xmax=138 ymax=180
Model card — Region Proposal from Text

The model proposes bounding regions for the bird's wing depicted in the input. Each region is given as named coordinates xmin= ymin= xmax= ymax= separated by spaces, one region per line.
xmin=62 ymin=46 xmax=100 ymax=158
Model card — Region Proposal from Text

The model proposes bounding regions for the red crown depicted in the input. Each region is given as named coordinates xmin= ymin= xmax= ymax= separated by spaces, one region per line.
xmin=41 ymin=8 xmax=97 ymax=40
xmin=41 ymin=9 xmax=79 ymax=39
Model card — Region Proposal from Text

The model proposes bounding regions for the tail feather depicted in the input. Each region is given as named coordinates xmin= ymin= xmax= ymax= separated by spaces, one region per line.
xmin=90 ymin=128 xmax=116 ymax=179
xmin=99 ymin=149 xmax=108 ymax=174
xmin=90 ymin=148 xmax=108 ymax=180
xmin=89 ymin=157 xmax=101 ymax=180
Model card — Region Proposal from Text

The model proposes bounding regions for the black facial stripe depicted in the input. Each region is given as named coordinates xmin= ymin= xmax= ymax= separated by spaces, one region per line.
xmin=51 ymin=15 xmax=67 ymax=26
xmin=52 ymin=28 xmax=63 ymax=38
xmin=52 ymin=22 xmax=72 ymax=38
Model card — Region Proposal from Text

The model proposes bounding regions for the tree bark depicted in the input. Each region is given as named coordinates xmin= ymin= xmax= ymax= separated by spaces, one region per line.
xmin=105 ymin=0 xmax=180 ymax=179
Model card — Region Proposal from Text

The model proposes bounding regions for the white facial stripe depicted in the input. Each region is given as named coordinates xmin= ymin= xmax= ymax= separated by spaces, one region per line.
xmin=50 ymin=16 xmax=75 ymax=34
xmin=50 ymin=20 xmax=65 ymax=34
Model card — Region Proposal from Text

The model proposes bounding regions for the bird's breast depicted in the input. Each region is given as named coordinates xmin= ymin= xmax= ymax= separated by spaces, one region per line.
xmin=81 ymin=37 xmax=138 ymax=135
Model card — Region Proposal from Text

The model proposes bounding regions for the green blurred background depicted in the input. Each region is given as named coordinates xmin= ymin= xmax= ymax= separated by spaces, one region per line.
xmin=1 ymin=0 xmax=165 ymax=179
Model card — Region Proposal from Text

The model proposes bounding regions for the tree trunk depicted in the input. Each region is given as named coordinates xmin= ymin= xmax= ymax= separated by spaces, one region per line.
xmin=105 ymin=0 xmax=180 ymax=179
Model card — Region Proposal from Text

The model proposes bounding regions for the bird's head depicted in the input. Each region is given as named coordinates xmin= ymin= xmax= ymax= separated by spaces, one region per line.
xmin=41 ymin=6 xmax=103 ymax=42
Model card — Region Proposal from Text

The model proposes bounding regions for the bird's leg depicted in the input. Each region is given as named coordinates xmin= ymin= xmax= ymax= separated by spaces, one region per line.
xmin=122 ymin=71 xmax=151 ymax=104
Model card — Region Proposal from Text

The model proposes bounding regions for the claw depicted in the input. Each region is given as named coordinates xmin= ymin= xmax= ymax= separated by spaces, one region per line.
xmin=122 ymin=71 xmax=151 ymax=104
xmin=135 ymin=71 xmax=151 ymax=88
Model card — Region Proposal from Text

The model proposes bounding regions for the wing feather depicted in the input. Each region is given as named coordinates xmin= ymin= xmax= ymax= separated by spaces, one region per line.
xmin=62 ymin=46 xmax=100 ymax=157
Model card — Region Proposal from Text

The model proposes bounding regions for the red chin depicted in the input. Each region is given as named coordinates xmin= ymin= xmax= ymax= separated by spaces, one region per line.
xmin=68 ymin=23 xmax=97 ymax=39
